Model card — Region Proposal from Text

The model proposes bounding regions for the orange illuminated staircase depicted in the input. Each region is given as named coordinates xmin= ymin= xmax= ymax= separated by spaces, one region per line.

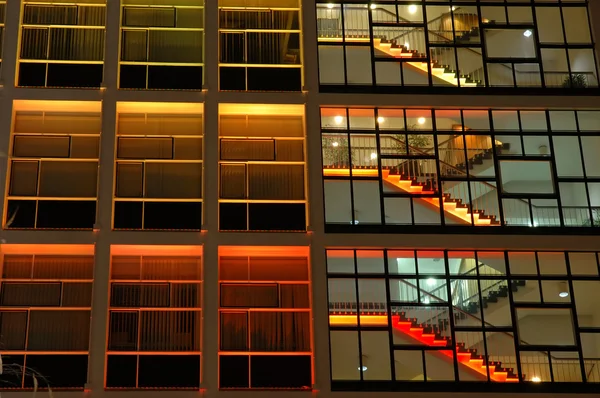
xmin=323 ymin=167 xmax=500 ymax=226
xmin=319 ymin=35 xmax=481 ymax=87
xmin=373 ymin=37 xmax=480 ymax=87
xmin=392 ymin=312 xmax=520 ymax=382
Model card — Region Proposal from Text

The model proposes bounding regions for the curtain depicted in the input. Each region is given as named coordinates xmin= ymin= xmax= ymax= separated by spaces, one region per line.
xmin=250 ymin=312 xmax=310 ymax=351
xmin=220 ymin=284 xmax=279 ymax=308
xmin=220 ymin=312 xmax=248 ymax=351
xmin=28 ymin=310 xmax=91 ymax=351
xmin=139 ymin=310 xmax=200 ymax=351
xmin=280 ymin=284 xmax=310 ymax=308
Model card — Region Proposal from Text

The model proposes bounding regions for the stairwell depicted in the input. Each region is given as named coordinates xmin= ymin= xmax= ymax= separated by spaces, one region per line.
xmin=372 ymin=38 xmax=480 ymax=87
xmin=392 ymin=312 xmax=520 ymax=382
xmin=328 ymin=262 xmax=535 ymax=382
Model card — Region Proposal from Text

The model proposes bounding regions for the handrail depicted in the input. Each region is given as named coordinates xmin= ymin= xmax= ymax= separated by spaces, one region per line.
xmin=389 ymin=135 xmax=500 ymax=193
xmin=393 ymin=277 xmax=565 ymax=362
xmin=388 ymin=135 xmax=537 ymax=210
xmin=391 ymin=27 xmax=515 ymax=75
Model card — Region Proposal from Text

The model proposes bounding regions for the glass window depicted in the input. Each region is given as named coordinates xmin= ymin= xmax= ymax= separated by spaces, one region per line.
xmin=6 ymin=101 xmax=101 ymax=230
xmin=317 ymin=2 xmax=598 ymax=90
xmin=219 ymin=0 xmax=302 ymax=91
xmin=327 ymin=249 xmax=600 ymax=389
xmin=113 ymin=102 xmax=203 ymax=231
xmin=219 ymin=104 xmax=306 ymax=231
xmin=219 ymin=249 xmax=311 ymax=389
xmin=322 ymin=106 xmax=600 ymax=231
xmin=119 ymin=0 xmax=204 ymax=90
xmin=18 ymin=0 xmax=106 ymax=88
xmin=106 ymin=251 xmax=202 ymax=389
xmin=0 ymin=252 xmax=94 ymax=388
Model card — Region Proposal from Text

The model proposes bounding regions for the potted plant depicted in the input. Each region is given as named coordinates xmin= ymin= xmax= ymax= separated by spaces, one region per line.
xmin=390 ymin=124 xmax=432 ymax=176
xmin=562 ymin=73 xmax=588 ymax=88
xmin=322 ymin=135 xmax=353 ymax=167
xmin=582 ymin=209 xmax=600 ymax=227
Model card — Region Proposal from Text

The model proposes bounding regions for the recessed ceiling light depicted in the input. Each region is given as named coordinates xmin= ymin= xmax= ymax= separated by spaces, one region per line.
xmin=332 ymin=141 xmax=339 ymax=147
xmin=531 ymin=376 xmax=541 ymax=382
xmin=408 ymin=4 xmax=418 ymax=14
xmin=418 ymin=117 xmax=426 ymax=125
xmin=523 ymin=30 xmax=533 ymax=38
xmin=427 ymin=278 xmax=436 ymax=286
xmin=326 ymin=3 xmax=334 ymax=8
xmin=370 ymin=3 xmax=377 ymax=10
xmin=370 ymin=152 xmax=377 ymax=160
xmin=334 ymin=115 xmax=343 ymax=124
xmin=451 ymin=6 xmax=456 ymax=11
xmin=377 ymin=116 xmax=385 ymax=123
xmin=559 ymin=281 xmax=569 ymax=298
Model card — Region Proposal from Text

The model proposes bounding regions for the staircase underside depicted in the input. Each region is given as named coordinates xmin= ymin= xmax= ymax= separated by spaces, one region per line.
xmin=323 ymin=168 xmax=498 ymax=226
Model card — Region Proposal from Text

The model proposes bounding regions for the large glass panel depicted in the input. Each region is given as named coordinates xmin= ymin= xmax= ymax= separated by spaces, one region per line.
xmin=120 ymin=0 xmax=204 ymax=90
xmin=19 ymin=0 xmax=106 ymax=88
xmin=322 ymin=106 xmax=600 ymax=231
xmin=219 ymin=248 xmax=311 ymax=389
xmin=327 ymin=249 xmax=597 ymax=390
xmin=316 ymin=2 xmax=597 ymax=91
xmin=219 ymin=104 xmax=306 ymax=231
xmin=1 ymin=251 xmax=94 ymax=388
xmin=219 ymin=0 xmax=302 ymax=91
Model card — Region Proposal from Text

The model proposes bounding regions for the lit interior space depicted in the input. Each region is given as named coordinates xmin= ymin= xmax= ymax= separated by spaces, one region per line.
xmin=0 ymin=244 xmax=96 ymax=389
xmin=327 ymin=249 xmax=600 ymax=386
xmin=218 ymin=246 xmax=312 ymax=389
xmin=317 ymin=2 xmax=597 ymax=89
xmin=106 ymin=245 xmax=203 ymax=389
xmin=18 ymin=0 xmax=106 ymax=88
xmin=119 ymin=0 xmax=204 ymax=90
xmin=114 ymin=101 xmax=204 ymax=231
xmin=5 ymin=100 xmax=102 ymax=230
xmin=218 ymin=0 xmax=303 ymax=91
xmin=322 ymin=108 xmax=600 ymax=229
xmin=218 ymin=103 xmax=307 ymax=232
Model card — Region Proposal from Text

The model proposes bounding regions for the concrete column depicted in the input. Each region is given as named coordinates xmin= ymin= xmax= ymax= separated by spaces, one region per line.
xmin=1 ymin=0 xmax=20 ymax=91
xmin=0 ymin=0 xmax=21 ymax=225
xmin=201 ymin=0 xmax=219 ymax=394
xmin=87 ymin=0 xmax=120 ymax=391
xmin=302 ymin=0 xmax=331 ymax=391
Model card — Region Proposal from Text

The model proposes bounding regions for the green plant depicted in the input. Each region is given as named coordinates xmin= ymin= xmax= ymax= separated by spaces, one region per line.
xmin=391 ymin=124 xmax=432 ymax=154
xmin=563 ymin=73 xmax=588 ymax=88
xmin=582 ymin=209 xmax=600 ymax=227
xmin=322 ymin=136 xmax=353 ymax=166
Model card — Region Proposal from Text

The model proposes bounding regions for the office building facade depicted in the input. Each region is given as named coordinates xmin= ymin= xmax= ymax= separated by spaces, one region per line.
xmin=0 ymin=0 xmax=599 ymax=397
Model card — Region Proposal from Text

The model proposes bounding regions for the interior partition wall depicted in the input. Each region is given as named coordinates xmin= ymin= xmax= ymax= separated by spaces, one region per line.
xmin=327 ymin=248 xmax=600 ymax=392
xmin=321 ymin=107 xmax=600 ymax=231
